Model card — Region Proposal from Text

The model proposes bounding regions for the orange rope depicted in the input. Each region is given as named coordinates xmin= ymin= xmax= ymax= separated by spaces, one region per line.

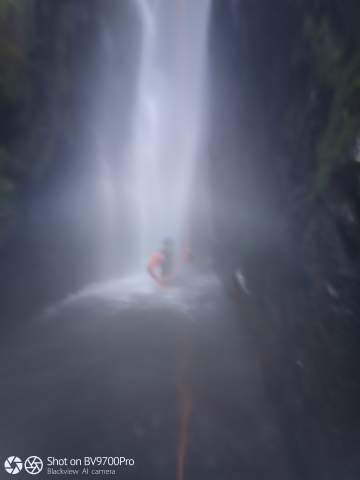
xmin=175 ymin=320 xmax=193 ymax=480
xmin=174 ymin=4 xmax=193 ymax=476
xmin=177 ymin=0 xmax=183 ymax=18
xmin=176 ymin=383 xmax=192 ymax=480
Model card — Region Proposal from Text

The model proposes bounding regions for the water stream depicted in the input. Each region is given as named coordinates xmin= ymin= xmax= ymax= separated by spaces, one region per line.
xmin=95 ymin=0 xmax=211 ymax=275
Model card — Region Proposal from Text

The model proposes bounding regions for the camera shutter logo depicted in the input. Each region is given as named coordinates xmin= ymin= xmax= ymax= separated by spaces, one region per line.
xmin=4 ymin=456 xmax=23 ymax=475
xmin=24 ymin=456 xmax=43 ymax=475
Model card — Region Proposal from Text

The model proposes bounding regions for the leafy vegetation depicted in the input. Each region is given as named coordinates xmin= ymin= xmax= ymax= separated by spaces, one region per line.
xmin=211 ymin=0 xmax=360 ymax=273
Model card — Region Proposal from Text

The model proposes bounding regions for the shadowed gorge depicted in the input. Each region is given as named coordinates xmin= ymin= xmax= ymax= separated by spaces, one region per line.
xmin=0 ymin=1 xmax=360 ymax=479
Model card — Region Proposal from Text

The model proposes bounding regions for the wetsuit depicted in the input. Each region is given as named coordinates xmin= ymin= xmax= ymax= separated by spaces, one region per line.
xmin=147 ymin=248 xmax=173 ymax=286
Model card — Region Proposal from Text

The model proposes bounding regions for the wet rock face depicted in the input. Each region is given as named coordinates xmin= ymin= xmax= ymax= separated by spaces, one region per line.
xmin=208 ymin=3 xmax=360 ymax=476
xmin=328 ymin=160 xmax=360 ymax=260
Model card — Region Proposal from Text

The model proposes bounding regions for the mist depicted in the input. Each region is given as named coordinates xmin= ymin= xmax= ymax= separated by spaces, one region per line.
xmin=1 ymin=1 xmax=360 ymax=479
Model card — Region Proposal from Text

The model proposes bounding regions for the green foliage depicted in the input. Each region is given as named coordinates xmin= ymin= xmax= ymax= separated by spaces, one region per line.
xmin=258 ymin=1 xmax=360 ymax=193
xmin=316 ymin=54 xmax=360 ymax=183
xmin=0 ymin=0 xmax=22 ymax=18
xmin=221 ymin=0 xmax=360 ymax=261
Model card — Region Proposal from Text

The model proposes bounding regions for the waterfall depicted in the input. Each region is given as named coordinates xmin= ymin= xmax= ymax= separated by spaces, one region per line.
xmin=128 ymin=0 xmax=211 ymax=266
xmin=94 ymin=0 xmax=211 ymax=278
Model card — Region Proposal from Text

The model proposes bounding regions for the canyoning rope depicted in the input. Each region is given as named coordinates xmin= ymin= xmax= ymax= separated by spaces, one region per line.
xmin=176 ymin=319 xmax=193 ymax=480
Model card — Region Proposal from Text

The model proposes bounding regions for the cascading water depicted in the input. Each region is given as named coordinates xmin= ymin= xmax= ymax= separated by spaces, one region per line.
xmin=128 ymin=0 xmax=211 ymax=267
xmin=95 ymin=0 xmax=211 ymax=278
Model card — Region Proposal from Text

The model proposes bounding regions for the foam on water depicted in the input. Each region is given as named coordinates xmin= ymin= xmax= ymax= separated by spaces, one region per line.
xmin=44 ymin=271 xmax=220 ymax=320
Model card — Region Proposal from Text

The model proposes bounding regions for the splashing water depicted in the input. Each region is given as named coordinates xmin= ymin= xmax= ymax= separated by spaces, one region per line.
xmin=43 ymin=272 xmax=220 ymax=320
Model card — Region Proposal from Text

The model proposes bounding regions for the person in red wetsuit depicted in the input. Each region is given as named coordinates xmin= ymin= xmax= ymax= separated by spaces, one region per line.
xmin=147 ymin=237 xmax=175 ymax=286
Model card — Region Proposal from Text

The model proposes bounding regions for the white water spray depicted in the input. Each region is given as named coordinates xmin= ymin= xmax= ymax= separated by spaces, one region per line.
xmin=94 ymin=1 xmax=211 ymax=277
xmin=128 ymin=0 xmax=211 ymax=265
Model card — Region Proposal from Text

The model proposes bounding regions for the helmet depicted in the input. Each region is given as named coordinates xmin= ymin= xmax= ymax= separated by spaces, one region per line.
xmin=162 ymin=237 xmax=174 ymax=250
xmin=163 ymin=237 xmax=174 ymax=248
